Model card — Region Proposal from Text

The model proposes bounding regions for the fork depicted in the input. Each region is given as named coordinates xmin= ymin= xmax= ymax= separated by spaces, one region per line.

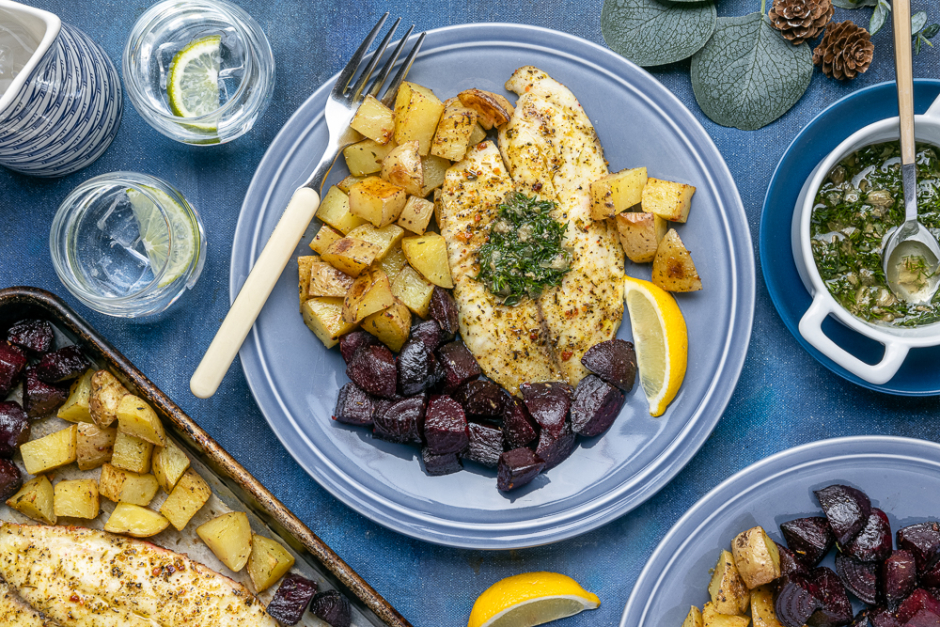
xmin=190 ymin=14 xmax=426 ymax=398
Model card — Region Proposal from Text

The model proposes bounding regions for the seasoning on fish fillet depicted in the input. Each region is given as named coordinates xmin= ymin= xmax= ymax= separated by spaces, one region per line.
xmin=0 ymin=582 xmax=60 ymax=627
xmin=0 ymin=523 xmax=277 ymax=627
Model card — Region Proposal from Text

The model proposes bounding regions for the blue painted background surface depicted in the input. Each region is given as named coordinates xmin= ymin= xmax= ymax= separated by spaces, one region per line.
xmin=2 ymin=0 xmax=940 ymax=625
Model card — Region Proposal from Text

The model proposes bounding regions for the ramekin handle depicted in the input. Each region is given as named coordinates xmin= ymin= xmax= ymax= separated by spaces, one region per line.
xmin=798 ymin=295 xmax=908 ymax=385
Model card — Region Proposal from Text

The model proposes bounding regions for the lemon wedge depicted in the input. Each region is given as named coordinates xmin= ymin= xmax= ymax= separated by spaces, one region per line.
xmin=127 ymin=186 xmax=197 ymax=288
xmin=168 ymin=34 xmax=221 ymax=123
xmin=468 ymin=572 xmax=600 ymax=627
xmin=623 ymin=276 xmax=688 ymax=417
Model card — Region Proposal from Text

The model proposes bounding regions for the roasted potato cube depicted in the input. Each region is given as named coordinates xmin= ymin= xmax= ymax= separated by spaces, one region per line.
xmin=298 ymin=255 xmax=317 ymax=311
xmin=433 ymin=188 xmax=443 ymax=229
xmin=394 ymin=82 xmax=445 ymax=155
xmin=152 ymin=439 xmax=191 ymax=493
xmin=750 ymin=585 xmax=784 ymax=627
xmin=457 ymin=89 xmax=514 ymax=129
xmin=709 ymin=549 xmax=750 ymax=614
xmin=683 ymin=607 xmax=705 ymax=627
xmin=397 ymin=196 xmax=435 ymax=235
xmin=381 ymin=141 xmax=424 ymax=196
xmin=116 ymin=394 xmax=166 ymax=446
xmin=57 ymin=368 xmax=95 ymax=422
xmin=322 ymin=237 xmax=382 ymax=277
xmin=98 ymin=463 xmax=160 ymax=506
xmin=76 ymin=422 xmax=117 ymax=470
xmin=343 ymin=269 xmax=395 ymax=324
xmin=309 ymin=224 xmax=343 ymax=256
xmin=350 ymin=94 xmax=395 ymax=144
xmin=652 ymin=229 xmax=702 ymax=292
xmin=732 ymin=526 xmax=781 ymax=589
xmin=703 ymin=603 xmax=750 ymax=627
xmin=21 ymin=424 xmax=77 ymax=475
xmin=590 ymin=167 xmax=648 ymax=220
xmin=402 ymin=233 xmax=454 ymax=288
xmin=315 ymin=186 xmax=366 ymax=235
xmin=616 ymin=211 xmax=668 ymax=263
xmin=160 ymin=468 xmax=211 ymax=531
xmin=643 ymin=177 xmax=696 ymax=223
xmin=343 ymin=138 xmax=398 ymax=176
xmin=468 ymin=123 xmax=487 ymax=147
xmin=54 ymin=478 xmax=99 ymax=519
xmin=197 ymin=511 xmax=253 ymax=572
xmin=6 ymin=475 xmax=56 ymax=524
xmin=104 ymin=503 xmax=170 ymax=538
xmin=420 ymin=154 xmax=450 ymax=196
xmin=391 ymin=265 xmax=435 ymax=317
xmin=301 ymin=297 xmax=358 ymax=349
xmin=111 ymin=431 xmax=154 ymax=474
xmin=348 ymin=176 xmax=408 ymax=228
xmin=336 ymin=175 xmax=367 ymax=194
xmin=362 ymin=298 xmax=412 ymax=352
xmin=90 ymin=370 xmax=129 ymax=428
xmin=247 ymin=534 xmax=296 ymax=593
xmin=308 ymin=260 xmax=355 ymax=298
xmin=431 ymin=98 xmax=477 ymax=161
xmin=346 ymin=223 xmax=405 ymax=261
xmin=378 ymin=245 xmax=408 ymax=282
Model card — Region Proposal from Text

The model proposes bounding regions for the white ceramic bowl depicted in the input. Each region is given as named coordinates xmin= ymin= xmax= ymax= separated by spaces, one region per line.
xmin=791 ymin=95 xmax=940 ymax=385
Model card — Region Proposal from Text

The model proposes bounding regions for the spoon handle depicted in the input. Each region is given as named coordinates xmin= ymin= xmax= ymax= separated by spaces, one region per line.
xmin=892 ymin=0 xmax=917 ymax=221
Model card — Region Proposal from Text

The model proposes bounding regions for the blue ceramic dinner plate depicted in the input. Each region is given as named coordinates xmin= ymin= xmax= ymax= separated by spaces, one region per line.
xmin=231 ymin=23 xmax=754 ymax=549
xmin=761 ymin=80 xmax=940 ymax=396
xmin=620 ymin=436 xmax=940 ymax=627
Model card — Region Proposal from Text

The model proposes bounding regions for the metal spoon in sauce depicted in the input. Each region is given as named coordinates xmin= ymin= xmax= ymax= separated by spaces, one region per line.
xmin=882 ymin=0 xmax=940 ymax=304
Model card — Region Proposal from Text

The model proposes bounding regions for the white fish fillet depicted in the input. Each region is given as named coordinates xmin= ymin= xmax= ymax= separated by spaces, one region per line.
xmin=0 ymin=523 xmax=277 ymax=627
xmin=0 ymin=581 xmax=60 ymax=626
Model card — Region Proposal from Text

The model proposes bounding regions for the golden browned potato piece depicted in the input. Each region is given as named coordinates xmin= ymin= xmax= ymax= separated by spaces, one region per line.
xmin=616 ymin=211 xmax=668 ymax=264
xmin=401 ymin=233 xmax=454 ymax=288
xmin=104 ymin=503 xmax=170 ymax=538
xmin=708 ymin=549 xmax=750 ymax=615
xmin=431 ymin=97 xmax=478 ymax=161
xmin=349 ymin=176 xmax=408 ymax=228
xmin=322 ymin=237 xmax=382 ymax=278
xmin=20 ymin=425 xmax=77 ymax=475
xmin=703 ymin=603 xmax=751 ymax=627
xmin=247 ymin=534 xmax=296 ymax=593
xmin=298 ymin=255 xmax=317 ymax=311
xmin=76 ymin=422 xmax=117 ymax=471
xmin=381 ymin=141 xmax=424 ymax=196
xmin=315 ymin=186 xmax=366 ymax=235
xmin=6 ymin=475 xmax=56 ymax=524
xmin=643 ymin=177 xmax=696 ymax=223
xmin=683 ymin=607 xmax=704 ymax=627
xmin=152 ymin=439 xmax=191 ymax=493
xmin=345 ymin=223 xmax=405 ymax=260
xmin=309 ymin=224 xmax=343 ymax=255
xmin=160 ymin=468 xmax=211 ymax=531
xmin=362 ymin=298 xmax=412 ymax=352
xmin=53 ymin=478 xmax=99 ymax=519
xmin=751 ymin=585 xmax=784 ymax=627
xmin=732 ymin=526 xmax=782 ymax=589
xmin=343 ymin=138 xmax=398 ymax=176
xmin=433 ymin=188 xmax=443 ymax=229
xmin=590 ymin=167 xmax=648 ymax=221
xmin=457 ymin=89 xmax=515 ymax=130
xmin=393 ymin=82 xmax=445 ymax=155
xmin=391 ymin=265 xmax=435 ymax=317
xmin=343 ymin=269 xmax=395 ymax=324
xmin=111 ymin=431 xmax=154 ymax=474
xmin=377 ymin=245 xmax=408 ymax=282
xmin=397 ymin=196 xmax=435 ymax=235
xmin=307 ymin=260 xmax=355 ymax=298
xmin=98 ymin=463 xmax=160 ymax=506
xmin=652 ymin=229 xmax=702 ymax=292
xmin=420 ymin=154 xmax=450 ymax=196
xmin=350 ymin=94 xmax=395 ymax=144
xmin=116 ymin=394 xmax=166 ymax=447
xmin=57 ymin=368 xmax=95 ymax=423
xmin=301 ymin=297 xmax=358 ymax=349
xmin=468 ymin=123 xmax=487 ymax=147
xmin=197 ymin=512 xmax=253 ymax=572
xmin=89 ymin=370 xmax=129 ymax=428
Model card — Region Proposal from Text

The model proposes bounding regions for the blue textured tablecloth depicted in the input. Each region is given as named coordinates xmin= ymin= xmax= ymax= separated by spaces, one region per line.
xmin=3 ymin=1 xmax=940 ymax=625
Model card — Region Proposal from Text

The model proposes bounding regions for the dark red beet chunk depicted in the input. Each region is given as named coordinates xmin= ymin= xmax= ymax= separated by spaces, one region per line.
xmin=808 ymin=567 xmax=854 ymax=627
xmin=310 ymin=590 xmax=351 ymax=627
xmin=421 ymin=448 xmax=463 ymax=476
xmin=535 ymin=424 xmax=577 ymax=471
xmin=6 ymin=319 xmax=53 ymax=354
xmin=898 ymin=522 xmax=940 ymax=575
xmin=333 ymin=383 xmax=376 ymax=426
xmin=373 ymin=394 xmax=425 ymax=444
xmin=267 ymin=573 xmax=317 ymax=625
xmin=429 ymin=287 xmax=459 ymax=341
xmin=501 ymin=396 xmax=538 ymax=449
xmin=835 ymin=553 xmax=880 ymax=605
xmin=424 ymin=395 xmax=469 ymax=455
xmin=34 ymin=345 xmax=89 ymax=383
xmin=461 ymin=422 xmax=503 ymax=468
xmin=923 ymin=563 xmax=940 ymax=589
xmin=437 ymin=341 xmax=481 ymax=392
xmin=898 ymin=590 xmax=940 ymax=624
xmin=815 ymin=484 xmax=872 ymax=546
xmin=410 ymin=319 xmax=442 ymax=352
xmin=905 ymin=611 xmax=940 ymax=627
xmin=777 ymin=542 xmax=812 ymax=578
xmin=339 ymin=330 xmax=379 ymax=364
xmin=0 ymin=401 xmax=30 ymax=458
xmin=520 ymin=382 xmax=572 ymax=439
xmin=871 ymin=608 xmax=903 ymax=627
xmin=24 ymin=368 xmax=67 ymax=418
xmin=776 ymin=573 xmax=823 ymax=627
xmin=580 ymin=339 xmax=637 ymax=392
xmin=883 ymin=550 xmax=919 ymax=610
xmin=346 ymin=345 xmax=397 ymax=399
xmin=0 ymin=458 xmax=21 ymax=501
xmin=497 ymin=447 xmax=545 ymax=492
xmin=847 ymin=508 xmax=893 ymax=563
xmin=0 ymin=343 xmax=26 ymax=396
xmin=570 ymin=375 xmax=625 ymax=437
xmin=782 ymin=517 xmax=836 ymax=567
xmin=453 ymin=380 xmax=504 ymax=417
xmin=398 ymin=339 xmax=442 ymax=396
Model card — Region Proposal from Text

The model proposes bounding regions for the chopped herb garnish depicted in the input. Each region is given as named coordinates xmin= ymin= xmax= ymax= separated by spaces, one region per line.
xmin=475 ymin=192 xmax=571 ymax=306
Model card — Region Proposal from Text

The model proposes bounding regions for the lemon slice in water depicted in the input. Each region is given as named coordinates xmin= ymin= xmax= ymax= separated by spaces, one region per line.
xmin=127 ymin=187 xmax=197 ymax=288
xmin=168 ymin=34 xmax=222 ymax=125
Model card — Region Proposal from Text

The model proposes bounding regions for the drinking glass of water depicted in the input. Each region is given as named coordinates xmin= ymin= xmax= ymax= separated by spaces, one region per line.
xmin=122 ymin=0 xmax=275 ymax=145
xmin=50 ymin=172 xmax=207 ymax=318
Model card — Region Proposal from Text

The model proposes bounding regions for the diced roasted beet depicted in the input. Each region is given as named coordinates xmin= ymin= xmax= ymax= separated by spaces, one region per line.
xmin=0 ymin=343 xmax=26 ymax=396
xmin=0 ymin=458 xmax=21 ymax=501
xmin=33 ymin=345 xmax=89 ymax=383
xmin=372 ymin=394 xmax=425 ymax=444
xmin=0 ymin=401 xmax=29 ymax=458
xmin=501 ymin=396 xmax=538 ymax=449
xmin=776 ymin=574 xmax=823 ymax=627
xmin=580 ymin=339 xmax=637 ymax=392
xmin=835 ymin=553 xmax=880 ymax=605
xmin=778 ymin=542 xmax=813 ymax=578
xmin=267 ymin=573 xmax=318 ymax=625
xmin=437 ymin=341 xmax=481 ymax=392
xmin=815 ymin=484 xmax=872 ymax=546
xmin=808 ymin=567 xmax=854 ymax=627
xmin=782 ymin=517 xmax=836 ymax=567
xmin=923 ymin=563 xmax=940 ymax=589
xmin=535 ymin=424 xmax=577 ymax=471
xmin=461 ymin=422 xmax=503 ymax=468
xmin=871 ymin=608 xmax=903 ymax=627
xmin=453 ymin=380 xmax=504 ymax=417
xmin=332 ymin=383 xmax=376 ymax=426
xmin=847 ymin=508 xmax=893 ymax=563
xmin=398 ymin=339 xmax=442 ymax=396
xmin=497 ymin=447 xmax=545 ymax=492
xmin=424 ymin=396 xmax=469 ymax=455
xmin=570 ymin=375 xmax=625 ymax=437
xmin=421 ymin=448 xmax=463 ymax=476
xmin=898 ymin=522 xmax=940 ymax=575
xmin=339 ymin=330 xmax=380 ymax=364
xmin=905 ymin=611 xmax=940 ymax=627
xmin=6 ymin=319 xmax=53 ymax=354
xmin=520 ymin=382 xmax=572 ymax=439
xmin=410 ymin=319 xmax=442 ymax=352
xmin=898 ymin=590 xmax=940 ymax=624
xmin=23 ymin=368 xmax=67 ymax=418
xmin=429 ymin=287 xmax=459 ymax=341
xmin=346 ymin=345 xmax=397 ymax=399
xmin=310 ymin=590 xmax=351 ymax=627
xmin=883 ymin=550 xmax=919 ymax=610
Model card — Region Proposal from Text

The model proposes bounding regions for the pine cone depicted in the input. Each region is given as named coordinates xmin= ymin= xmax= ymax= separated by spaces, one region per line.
xmin=813 ymin=21 xmax=875 ymax=80
xmin=769 ymin=0 xmax=833 ymax=45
